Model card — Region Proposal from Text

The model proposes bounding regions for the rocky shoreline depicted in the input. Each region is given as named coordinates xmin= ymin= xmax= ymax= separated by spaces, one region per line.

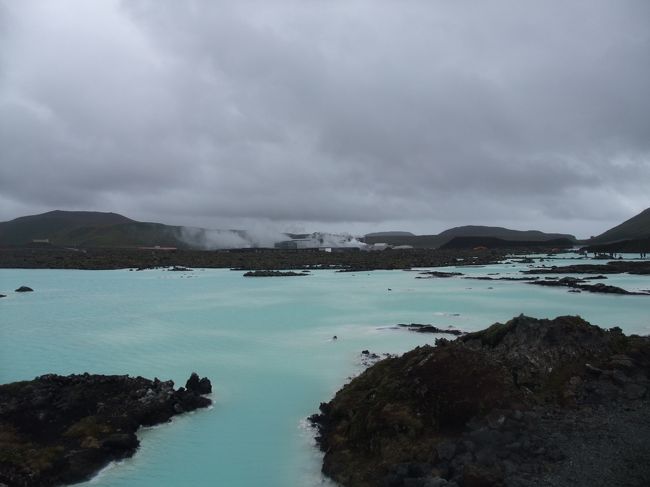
xmin=528 ymin=277 xmax=650 ymax=295
xmin=413 ymin=268 xmax=649 ymax=296
xmin=523 ymin=261 xmax=650 ymax=275
xmin=0 ymin=372 xmax=212 ymax=486
xmin=310 ymin=316 xmax=650 ymax=487
xmin=0 ymin=247 xmax=510 ymax=271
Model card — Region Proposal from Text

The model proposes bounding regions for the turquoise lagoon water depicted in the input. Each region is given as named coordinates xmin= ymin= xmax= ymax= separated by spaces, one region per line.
xmin=1 ymin=255 xmax=649 ymax=486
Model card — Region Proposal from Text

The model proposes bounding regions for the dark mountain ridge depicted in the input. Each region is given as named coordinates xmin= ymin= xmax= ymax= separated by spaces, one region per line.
xmin=363 ymin=225 xmax=576 ymax=249
xmin=438 ymin=225 xmax=574 ymax=241
xmin=5 ymin=208 xmax=647 ymax=251
xmin=0 ymin=210 xmax=187 ymax=248
xmin=439 ymin=236 xmax=574 ymax=250
xmin=586 ymin=207 xmax=650 ymax=244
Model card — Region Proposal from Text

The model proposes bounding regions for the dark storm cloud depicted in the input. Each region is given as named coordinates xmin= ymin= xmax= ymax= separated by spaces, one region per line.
xmin=0 ymin=0 xmax=648 ymax=236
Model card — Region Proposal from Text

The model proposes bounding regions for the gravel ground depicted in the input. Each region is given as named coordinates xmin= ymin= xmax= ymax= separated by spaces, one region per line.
xmin=535 ymin=402 xmax=650 ymax=487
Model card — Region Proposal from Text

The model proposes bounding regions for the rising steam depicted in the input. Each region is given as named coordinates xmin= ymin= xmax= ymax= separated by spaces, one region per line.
xmin=176 ymin=226 xmax=367 ymax=250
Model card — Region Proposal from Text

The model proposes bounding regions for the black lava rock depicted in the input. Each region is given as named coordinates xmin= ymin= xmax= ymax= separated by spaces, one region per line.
xmin=185 ymin=372 xmax=212 ymax=395
xmin=0 ymin=372 xmax=212 ymax=486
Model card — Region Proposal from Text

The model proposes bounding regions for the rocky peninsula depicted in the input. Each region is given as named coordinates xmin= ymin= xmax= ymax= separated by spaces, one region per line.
xmin=0 ymin=372 xmax=212 ymax=486
xmin=528 ymin=277 xmax=650 ymax=295
xmin=523 ymin=261 xmax=650 ymax=275
xmin=243 ymin=270 xmax=308 ymax=277
xmin=395 ymin=324 xmax=466 ymax=336
xmin=310 ymin=316 xmax=650 ymax=487
xmin=416 ymin=271 xmax=464 ymax=279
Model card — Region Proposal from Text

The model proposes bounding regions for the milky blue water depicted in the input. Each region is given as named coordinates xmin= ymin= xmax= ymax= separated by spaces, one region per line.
xmin=1 ymin=254 xmax=649 ymax=486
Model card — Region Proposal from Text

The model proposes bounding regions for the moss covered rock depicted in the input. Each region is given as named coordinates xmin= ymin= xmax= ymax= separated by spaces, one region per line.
xmin=0 ymin=373 xmax=212 ymax=486
xmin=311 ymin=316 xmax=650 ymax=487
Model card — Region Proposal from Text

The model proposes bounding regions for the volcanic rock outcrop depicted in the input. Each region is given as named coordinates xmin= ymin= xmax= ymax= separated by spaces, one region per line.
xmin=523 ymin=261 xmax=650 ymax=275
xmin=0 ymin=372 xmax=212 ymax=486
xmin=243 ymin=270 xmax=308 ymax=277
xmin=310 ymin=316 xmax=650 ymax=487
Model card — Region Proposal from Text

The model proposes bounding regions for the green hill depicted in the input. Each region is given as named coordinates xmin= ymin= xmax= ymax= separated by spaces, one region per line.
xmin=0 ymin=210 xmax=188 ymax=248
xmin=587 ymin=208 xmax=650 ymax=244
xmin=363 ymin=225 xmax=576 ymax=249
xmin=0 ymin=210 xmax=131 ymax=244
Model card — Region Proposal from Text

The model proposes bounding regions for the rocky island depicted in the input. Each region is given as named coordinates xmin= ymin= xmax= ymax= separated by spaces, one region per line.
xmin=242 ymin=270 xmax=309 ymax=277
xmin=310 ymin=316 xmax=650 ymax=487
xmin=0 ymin=372 xmax=212 ymax=486
xmin=528 ymin=277 xmax=650 ymax=295
xmin=396 ymin=324 xmax=466 ymax=336
xmin=522 ymin=261 xmax=650 ymax=276
xmin=416 ymin=271 xmax=465 ymax=279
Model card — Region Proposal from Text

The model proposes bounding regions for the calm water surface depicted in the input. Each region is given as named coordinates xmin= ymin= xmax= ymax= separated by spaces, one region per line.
xmin=1 ymin=254 xmax=648 ymax=486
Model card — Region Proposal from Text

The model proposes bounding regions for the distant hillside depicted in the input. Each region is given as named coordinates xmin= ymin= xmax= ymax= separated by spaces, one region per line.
xmin=439 ymin=236 xmax=574 ymax=250
xmin=438 ymin=225 xmax=575 ymax=242
xmin=587 ymin=208 xmax=650 ymax=244
xmin=581 ymin=237 xmax=650 ymax=254
xmin=63 ymin=221 xmax=188 ymax=248
xmin=0 ymin=210 xmax=188 ymax=248
xmin=363 ymin=225 xmax=576 ymax=249
xmin=0 ymin=210 xmax=131 ymax=245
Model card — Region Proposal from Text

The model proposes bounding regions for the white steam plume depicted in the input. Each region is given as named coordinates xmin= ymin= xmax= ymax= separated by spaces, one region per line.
xmin=177 ymin=224 xmax=288 ymax=249
xmin=177 ymin=225 xmax=368 ymax=250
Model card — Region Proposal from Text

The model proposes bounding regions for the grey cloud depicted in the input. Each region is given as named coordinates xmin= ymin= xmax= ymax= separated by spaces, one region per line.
xmin=0 ymin=0 xmax=648 ymax=236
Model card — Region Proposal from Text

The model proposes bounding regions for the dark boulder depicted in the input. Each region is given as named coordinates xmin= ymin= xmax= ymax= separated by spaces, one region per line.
xmin=101 ymin=433 xmax=139 ymax=452
xmin=185 ymin=372 xmax=212 ymax=395
xmin=15 ymin=286 xmax=33 ymax=292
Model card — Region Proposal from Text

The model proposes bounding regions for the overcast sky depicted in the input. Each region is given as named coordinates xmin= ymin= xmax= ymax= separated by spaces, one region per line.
xmin=1 ymin=1 xmax=648 ymax=238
